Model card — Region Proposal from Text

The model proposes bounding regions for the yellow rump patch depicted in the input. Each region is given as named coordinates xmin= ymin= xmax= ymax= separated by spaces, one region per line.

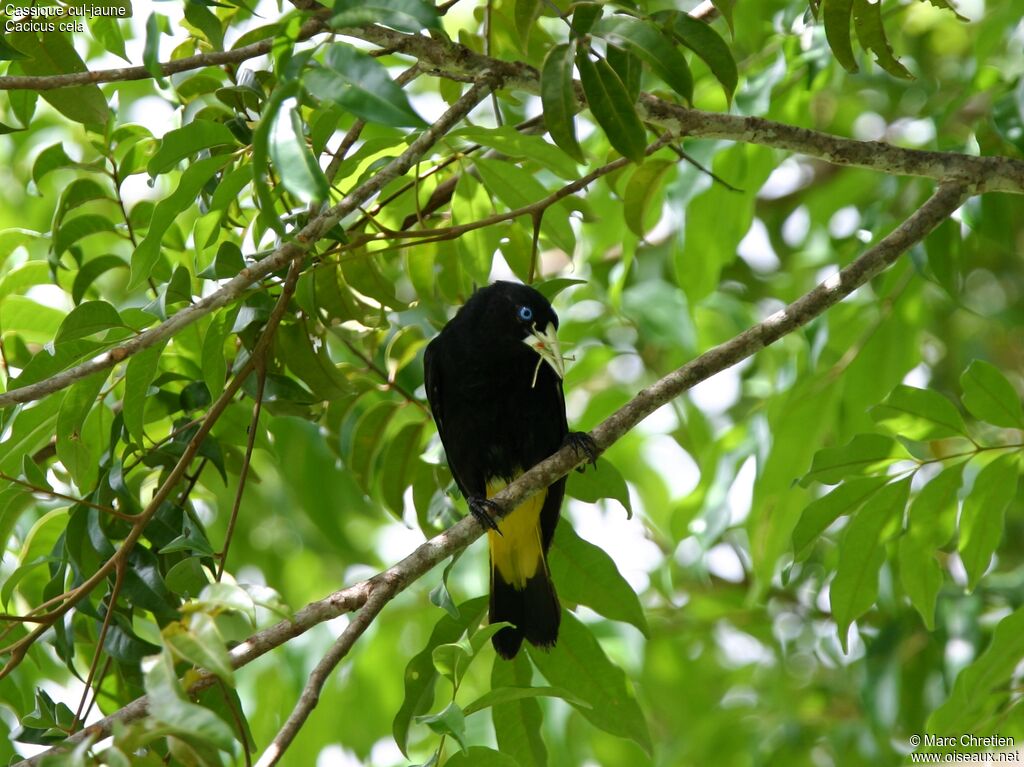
xmin=486 ymin=475 xmax=547 ymax=589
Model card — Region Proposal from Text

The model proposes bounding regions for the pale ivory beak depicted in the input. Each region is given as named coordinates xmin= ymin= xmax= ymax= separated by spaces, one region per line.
xmin=523 ymin=322 xmax=565 ymax=384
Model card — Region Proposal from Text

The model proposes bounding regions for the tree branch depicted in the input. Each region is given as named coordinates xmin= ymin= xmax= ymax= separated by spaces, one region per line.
xmin=0 ymin=76 xmax=497 ymax=411
xmin=20 ymin=182 xmax=966 ymax=766
xmin=342 ymin=24 xmax=1024 ymax=194
xmin=0 ymin=19 xmax=326 ymax=91
xmin=253 ymin=587 xmax=391 ymax=767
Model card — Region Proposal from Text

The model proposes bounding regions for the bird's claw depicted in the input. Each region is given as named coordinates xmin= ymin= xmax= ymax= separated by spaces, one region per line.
xmin=564 ymin=432 xmax=599 ymax=473
xmin=468 ymin=496 xmax=502 ymax=534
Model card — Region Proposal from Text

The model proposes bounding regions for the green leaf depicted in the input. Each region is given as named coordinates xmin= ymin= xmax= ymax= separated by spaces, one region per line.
xmin=130 ymin=154 xmax=232 ymax=290
xmin=331 ymin=0 xmax=441 ymax=34
xmin=431 ymin=642 xmax=471 ymax=683
xmin=144 ymin=650 xmax=236 ymax=752
xmin=549 ymin=524 xmax=647 ymax=634
xmin=466 ymin=685 xmax=586 ymax=716
xmin=143 ymin=12 xmax=173 ymax=86
xmin=532 ymin=277 xmax=586 ymax=301
xmin=163 ymin=614 xmax=234 ymax=684
xmin=347 ymin=400 xmax=399 ymax=490
xmin=205 ymin=163 xmax=252 ymax=219
xmin=529 ymin=612 xmax=651 ymax=753
xmin=565 ymin=458 xmax=632 ymax=516
xmin=491 ymin=654 xmax=547 ymax=767
xmin=675 ymin=143 xmax=774 ymax=302
xmin=571 ymin=2 xmax=603 ymax=36
xmin=514 ymin=0 xmax=543 ymax=50
xmin=960 ymin=360 xmax=1024 ymax=429
xmin=474 ymin=157 xmax=576 ymax=254
xmin=278 ymin=322 xmax=348 ymax=401
xmin=7 ymin=31 xmax=109 ymax=124
xmin=268 ymin=98 xmax=330 ymax=204
xmin=147 ymin=120 xmax=238 ymax=176
xmin=869 ymin=384 xmax=969 ymax=440
xmin=454 ymin=126 xmax=579 ymax=180
xmin=928 ymin=606 xmax=1024 ymax=733
xmin=710 ymin=0 xmax=735 ymax=32
xmin=0 ymin=397 xmax=60 ymax=475
xmin=379 ymin=422 xmax=426 ymax=517
xmin=12 ymin=340 xmax=106 ymax=390
xmin=123 ymin=548 xmax=179 ymax=623
xmin=306 ymin=45 xmax=425 ymax=128
xmin=791 ymin=475 xmax=889 ymax=560
xmin=668 ymin=13 xmax=738 ymax=102
xmin=444 ymin=747 xmax=519 ymax=767
xmin=622 ymin=159 xmax=673 ymax=238
xmin=605 ymin=44 xmax=642 ymax=102
xmin=32 ymin=143 xmax=74 ymax=186
xmin=577 ymin=52 xmax=647 ymax=163
xmin=898 ymin=461 xmax=965 ymax=629
xmin=201 ymin=308 xmax=236 ymax=401
xmin=830 ymin=478 xmax=910 ymax=652
xmin=0 ymin=260 xmax=49 ymax=302
xmin=123 ymin=341 xmax=167 ymax=446
xmin=0 ymin=296 xmax=66 ymax=344
xmin=852 ymin=0 xmax=913 ymax=79
xmin=0 ymin=34 xmax=28 ymax=60
xmin=53 ymin=301 xmax=123 ymax=344
xmin=452 ymin=174 xmax=496 ymax=284
xmin=53 ymin=214 xmax=117 ymax=259
xmin=56 ymin=179 xmax=112 ymax=224
xmin=802 ymin=434 xmax=905 ymax=486
xmin=822 ymin=0 xmax=858 ymax=73
xmin=925 ymin=218 xmax=963 ymax=300
xmin=429 ymin=554 xmax=461 ymax=620
xmin=393 ymin=597 xmax=487 ymax=755
xmin=591 ymin=17 xmax=693 ymax=102
xmin=195 ymin=582 xmax=258 ymax=625
xmin=55 ymin=371 xmax=106 ymax=453
xmin=199 ymin=241 xmax=246 ymax=281
xmin=958 ymin=454 xmax=1020 ymax=591
xmin=92 ymin=16 xmax=129 ymax=62
xmin=540 ymin=43 xmax=584 ymax=163
xmin=183 ymin=0 xmax=225 ymax=49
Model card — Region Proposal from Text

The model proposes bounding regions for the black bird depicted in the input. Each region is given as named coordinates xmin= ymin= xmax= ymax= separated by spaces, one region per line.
xmin=423 ymin=281 xmax=593 ymax=659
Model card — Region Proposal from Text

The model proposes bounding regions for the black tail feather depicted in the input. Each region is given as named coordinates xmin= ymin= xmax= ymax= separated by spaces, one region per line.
xmin=490 ymin=567 xmax=560 ymax=660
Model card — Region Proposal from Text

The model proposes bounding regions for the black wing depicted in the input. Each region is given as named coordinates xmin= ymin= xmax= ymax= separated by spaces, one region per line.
xmin=423 ymin=336 xmax=476 ymax=498
xmin=423 ymin=337 xmax=445 ymax=442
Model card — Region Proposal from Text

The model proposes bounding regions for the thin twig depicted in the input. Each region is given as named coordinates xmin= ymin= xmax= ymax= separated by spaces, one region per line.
xmin=354 ymin=133 xmax=673 ymax=244
xmin=21 ymin=183 xmax=968 ymax=767
xmin=333 ymin=330 xmax=429 ymax=412
xmin=253 ymin=587 xmax=387 ymax=767
xmin=0 ymin=19 xmax=327 ymax=91
xmin=217 ymin=679 xmax=254 ymax=767
xmin=0 ymin=471 xmax=132 ymax=521
xmin=216 ymin=363 xmax=267 ymax=581
xmin=71 ymin=560 xmax=125 ymax=733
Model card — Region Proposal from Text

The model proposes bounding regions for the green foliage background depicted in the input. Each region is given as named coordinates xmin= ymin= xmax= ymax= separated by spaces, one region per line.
xmin=0 ymin=0 xmax=1022 ymax=764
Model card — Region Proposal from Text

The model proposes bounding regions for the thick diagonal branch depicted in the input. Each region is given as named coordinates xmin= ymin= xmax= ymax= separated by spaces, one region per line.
xmin=20 ymin=182 xmax=966 ymax=766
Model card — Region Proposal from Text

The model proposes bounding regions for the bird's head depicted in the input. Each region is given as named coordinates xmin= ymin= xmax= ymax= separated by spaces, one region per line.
xmin=463 ymin=281 xmax=567 ymax=381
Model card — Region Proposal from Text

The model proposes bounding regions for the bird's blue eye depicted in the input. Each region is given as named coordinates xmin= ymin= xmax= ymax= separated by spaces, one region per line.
xmin=517 ymin=306 xmax=533 ymax=322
